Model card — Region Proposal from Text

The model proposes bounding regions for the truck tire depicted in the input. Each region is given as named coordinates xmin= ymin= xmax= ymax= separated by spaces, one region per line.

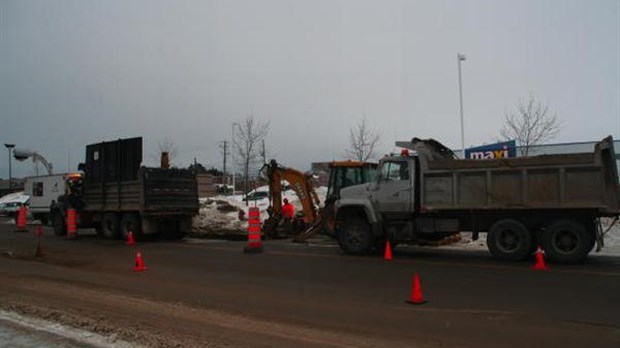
xmin=52 ymin=211 xmax=67 ymax=236
xmin=101 ymin=213 xmax=120 ymax=239
xmin=337 ymin=216 xmax=373 ymax=255
xmin=487 ymin=219 xmax=532 ymax=261
xmin=542 ymin=220 xmax=592 ymax=263
xmin=120 ymin=213 xmax=142 ymax=241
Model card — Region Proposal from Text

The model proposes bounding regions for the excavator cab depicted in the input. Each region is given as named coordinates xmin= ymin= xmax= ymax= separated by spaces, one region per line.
xmin=326 ymin=161 xmax=377 ymax=204
xmin=322 ymin=161 xmax=377 ymax=237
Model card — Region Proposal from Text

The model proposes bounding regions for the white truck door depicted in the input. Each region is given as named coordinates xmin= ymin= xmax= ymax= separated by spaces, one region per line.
xmin=371 ymin=159 xmax=413 ymax=214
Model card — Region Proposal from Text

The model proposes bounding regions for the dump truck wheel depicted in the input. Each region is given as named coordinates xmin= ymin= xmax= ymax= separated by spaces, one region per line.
xmin=542 ymin=220 xmax=592 ymax=263
xmin=120 ymin=213 xmax=142 ymax=241
xmin=487 ymin=219 xmax=532 ymax=261
xmin=101 ymin=213 xmax=120 ymax=239
xmin=52 ymin=211 xmax=66 ymax=236
xmin=337 ymin=216 xmax=373 ymax=255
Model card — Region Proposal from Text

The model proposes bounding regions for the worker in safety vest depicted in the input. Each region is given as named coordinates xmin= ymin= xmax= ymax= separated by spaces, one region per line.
xmin=282 ymin=198 xmax=295 ymax=220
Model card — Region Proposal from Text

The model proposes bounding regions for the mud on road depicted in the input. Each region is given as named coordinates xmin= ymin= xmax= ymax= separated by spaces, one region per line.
xmin=2 ymin=220 xmax=620 ymax=348
xmin=2 ymin=272 xmax=422 ymax=348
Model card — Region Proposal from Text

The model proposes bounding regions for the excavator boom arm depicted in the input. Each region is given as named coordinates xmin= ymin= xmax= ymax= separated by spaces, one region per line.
xmin=262 ymin=160 xmax=320 ymax=224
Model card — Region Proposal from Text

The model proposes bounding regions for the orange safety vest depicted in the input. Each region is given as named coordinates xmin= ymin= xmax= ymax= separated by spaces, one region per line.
xmin=282 ymin=203 xmax=295 ymax=219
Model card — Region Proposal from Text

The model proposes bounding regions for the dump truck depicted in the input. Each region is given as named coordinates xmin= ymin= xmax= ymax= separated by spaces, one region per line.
xmin=50 ymin=137 xmax=199 ymax=240
xmin=334 ymin=136 xmax=620 ymax=263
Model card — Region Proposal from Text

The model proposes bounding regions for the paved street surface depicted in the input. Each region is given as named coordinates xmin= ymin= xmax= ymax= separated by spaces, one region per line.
xmin=1 ymin=218 xmax=620 ymax=347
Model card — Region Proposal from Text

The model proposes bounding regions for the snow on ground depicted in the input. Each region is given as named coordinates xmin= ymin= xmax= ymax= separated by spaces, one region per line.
xmin=191 ymin=186 xmax=327 ymax=237
xmin=0 ymin=310 xmax=134 ymax=348
xmin=0 ymin=192 xmax=29 ymax=204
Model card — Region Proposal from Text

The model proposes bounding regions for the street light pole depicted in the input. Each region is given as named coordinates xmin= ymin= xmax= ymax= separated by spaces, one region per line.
xmin=457 ymin=53 xmax=466 ymax=159
xmin=231 ymin=122 xmax=240 ymax=194
xmin=4 ymin=144 xmax=15 ymax=192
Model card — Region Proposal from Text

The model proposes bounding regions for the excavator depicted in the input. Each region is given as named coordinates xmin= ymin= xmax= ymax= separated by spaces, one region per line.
xmin=260 ymin=159 xmax=377 ymax=241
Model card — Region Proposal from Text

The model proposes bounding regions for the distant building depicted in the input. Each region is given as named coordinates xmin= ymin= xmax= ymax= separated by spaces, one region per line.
xmin=0 ymin=178 xmax=25 ymax=197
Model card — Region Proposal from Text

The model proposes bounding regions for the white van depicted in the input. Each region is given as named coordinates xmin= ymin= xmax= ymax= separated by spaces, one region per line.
xmin=24 ymin=174 xmax=67 ymax=224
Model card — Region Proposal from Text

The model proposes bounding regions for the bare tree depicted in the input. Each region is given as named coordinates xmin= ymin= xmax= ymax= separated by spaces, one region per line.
xmin=346 ymin=117 xmax=381 ymax=161
xmin=232 ymin=115 xmax=270 ymax=196
xmin=501 ymin=95 xmax=561 ymax=157
xmin=152 ymin=137 xmax=178 ymax=167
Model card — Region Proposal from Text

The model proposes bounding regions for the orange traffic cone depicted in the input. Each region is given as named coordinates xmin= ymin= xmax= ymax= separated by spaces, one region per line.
xmin=384 ymin=241 xmax=393 ymax=260
xmin=406 ymin=273 xmax=428 ymax=305
xmin=66 ymin=209 xmax=78 ymax=240
xmin=15 ymin=206 xmax=27 ymax=232
xmin=133 ymin=250 xmax=147 ymax=272
xmin=126 ymin=231 xmax=135 ymax=246
xmin=531 ymin=245 xmax=548 ymax=271
xmin=244 ymin=207 xmax=263 ymax=253
xmin=34 ymin=224 xmax=43 ymax=237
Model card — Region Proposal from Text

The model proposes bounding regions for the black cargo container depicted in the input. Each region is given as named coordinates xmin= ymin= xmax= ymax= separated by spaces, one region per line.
xmin=85 ymin=137 xmax=142 ymax=183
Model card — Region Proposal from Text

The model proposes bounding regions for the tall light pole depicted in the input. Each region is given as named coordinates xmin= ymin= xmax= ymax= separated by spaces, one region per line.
xmin=457 ymin=53 xmax=466 ymax=158
xmin=4 ymin=144 xmax=15 ymax=191
xmin=231 ymin=122 xmax=240 ymax=194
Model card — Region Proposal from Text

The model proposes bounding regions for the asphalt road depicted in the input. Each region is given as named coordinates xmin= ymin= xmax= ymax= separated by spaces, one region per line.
xmin=1 ymin=219 xmax=619 ymax=347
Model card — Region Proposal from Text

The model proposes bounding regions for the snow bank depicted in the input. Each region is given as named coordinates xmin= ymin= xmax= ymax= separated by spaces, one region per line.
xmin=0 ymin=192 xmax=29 ymax=204
xmin=191 ymin=186 xmax=327 ymax=237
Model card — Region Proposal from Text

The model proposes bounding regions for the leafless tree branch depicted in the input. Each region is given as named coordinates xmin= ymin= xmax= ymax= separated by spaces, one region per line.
xmin=157 ymin=137 xmax=178 ymax=167
xmin=345 ymin=117 xmax=381 ymax=162
xmin=500 ymin=94 xmax=561 ymax=157
xmin=232 ymin=115 xmax=270 ymax=195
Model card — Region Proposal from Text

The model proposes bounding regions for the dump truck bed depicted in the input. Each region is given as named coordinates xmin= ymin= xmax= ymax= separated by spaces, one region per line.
xmin=419 ymin=137 xmax=620 ymax=215
xmin=82 ymin=167 xmax=199 ymax=215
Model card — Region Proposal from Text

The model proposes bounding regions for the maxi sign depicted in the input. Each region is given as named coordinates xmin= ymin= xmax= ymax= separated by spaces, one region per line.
xmin=465 ymin=140 xmax=517 ymax=159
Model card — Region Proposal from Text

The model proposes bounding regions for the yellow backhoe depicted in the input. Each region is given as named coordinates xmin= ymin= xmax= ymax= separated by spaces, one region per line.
xmin=260 ymin=160 xmax=377 ymax=241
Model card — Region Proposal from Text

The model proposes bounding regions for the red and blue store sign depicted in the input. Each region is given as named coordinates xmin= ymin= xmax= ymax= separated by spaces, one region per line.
xmin=465 ymin=140 xmax=516 ymax=159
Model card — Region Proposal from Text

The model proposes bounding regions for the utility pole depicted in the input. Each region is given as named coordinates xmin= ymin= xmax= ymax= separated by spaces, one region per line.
xmin=457 ymin=53 xmax=467 ymax=158
xmin=221 ymin=140 xmax=228 ymax=176
xmin=261 ymin=139 xmax=266 ymax=164
xmin=4 ymin=144 xmax=15 ymax=191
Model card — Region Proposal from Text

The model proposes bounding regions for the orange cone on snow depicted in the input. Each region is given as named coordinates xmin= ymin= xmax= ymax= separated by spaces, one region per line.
xmin=15 ymin=206 xmax=27 ymax=232
xmin=244 ymin=207 xmax=263 ymax=253
xmin=406 ymin=273 xmax=428 ymax=305
xmin=531 ymin=245 xmax=548 ymax=271
xmin=133 ymin=250 xmax=147 ymax=272
xmin=65 ymin=208 xmax=78 ymax=240
xmin=384 ymin=241 xmax=393 ymax=260
xmin=126 ymin=231 xmax=135 ymax=246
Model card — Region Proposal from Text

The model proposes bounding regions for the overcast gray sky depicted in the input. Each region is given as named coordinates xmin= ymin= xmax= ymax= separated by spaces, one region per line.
xmin=1 ymin=0 xmax=619 ymax=178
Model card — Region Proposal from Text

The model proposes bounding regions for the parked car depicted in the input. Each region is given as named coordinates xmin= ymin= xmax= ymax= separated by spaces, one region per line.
xmin=244 ymin=191 xmax=269 ymax=201
xmin=0 ymin=192 xmax=30 ymax=217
